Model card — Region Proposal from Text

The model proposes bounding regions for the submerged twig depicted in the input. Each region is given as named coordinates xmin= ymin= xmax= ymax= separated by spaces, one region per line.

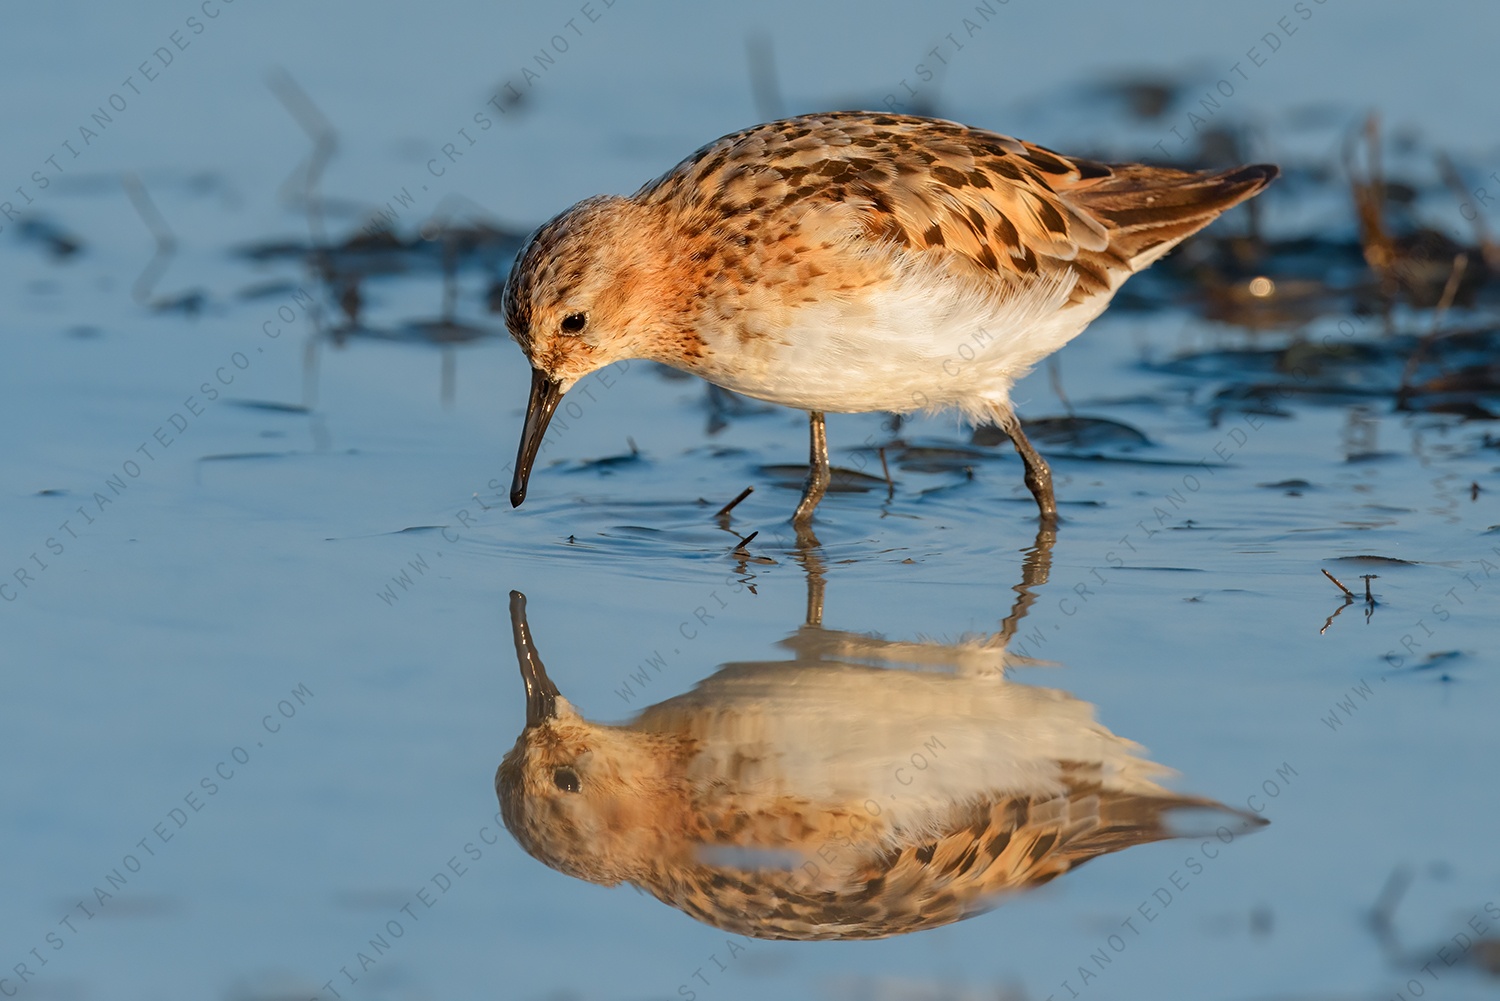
xmin=267 ymin=68 xmax=336 ymax=410
xmin=1369 ymin=863 xmax=1415 ymax=959
xmin=1426 ymin=253 xmax=1468 ymax=334
xmin=1046 ymin=354 xmax=1076 ymax=418
xmin=122 ymin=174 xmax=177 ymax=306
xmin=1320 ymin=596 xmax=1354 ymax=635
xmin=267 ymin=67 xmax=337 ymax=253
xmin=1345 ymin=113 xmax=1397 ymax=325
xmin=1397 ymin=253 xmax=1468 ymax=404
xmin=715 ymin=485 xmax=754 ymax=518
xmin=876 ymin=447 xmax=894 ymax=501
xmin=1319 ymin=566 xmax=1357 ymax=634
xmin=1322 ymin=568 xmax=1355 ymax=598
xmin=1437 ymin=152 xmax=1500 ymax=270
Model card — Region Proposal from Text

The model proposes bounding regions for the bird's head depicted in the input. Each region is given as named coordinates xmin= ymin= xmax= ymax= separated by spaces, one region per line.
xmin=496 ymin=592 xmax=679 ymax=887
xmin=500 ymin=194 xmax=670 ymax=507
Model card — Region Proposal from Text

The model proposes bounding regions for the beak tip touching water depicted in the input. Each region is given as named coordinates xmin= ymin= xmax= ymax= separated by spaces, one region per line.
xmin=512 ymin=368 xmax=563 ymax=511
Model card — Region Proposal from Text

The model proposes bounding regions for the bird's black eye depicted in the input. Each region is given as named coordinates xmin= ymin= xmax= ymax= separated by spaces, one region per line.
xmin=552 ymin=767 xmax=581 ymax=793
xmin=560 ymin=312 xmax=587 ymax=334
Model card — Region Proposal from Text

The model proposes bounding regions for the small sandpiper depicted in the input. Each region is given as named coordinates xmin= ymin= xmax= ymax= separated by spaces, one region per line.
xmin=496 ymin=591 xmax=1264 ymax=940
xmin=500 ymin=112 xmax=1277 ymax=527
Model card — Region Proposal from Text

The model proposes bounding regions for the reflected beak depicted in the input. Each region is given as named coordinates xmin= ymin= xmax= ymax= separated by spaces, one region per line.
xmin=510 ymin=368 xmax=564 ymax=508
xmin=509 ymin=590 xmax=561 ymax=727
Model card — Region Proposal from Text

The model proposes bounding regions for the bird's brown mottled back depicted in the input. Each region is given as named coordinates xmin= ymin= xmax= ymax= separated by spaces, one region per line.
xmin=644 ymin=774 xmax=1242 ymax=940
xmin=636 ymin=111 xmax=1277 ymax=305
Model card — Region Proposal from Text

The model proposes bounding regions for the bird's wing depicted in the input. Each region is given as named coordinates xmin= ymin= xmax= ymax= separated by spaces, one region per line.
xmin=653 ymin=779 xmax=1260 ymax=941
xmin=828 ymin=779 xmax=1253 ymax=936
xmin=637 ymin=111 xmax=1276 ymax=303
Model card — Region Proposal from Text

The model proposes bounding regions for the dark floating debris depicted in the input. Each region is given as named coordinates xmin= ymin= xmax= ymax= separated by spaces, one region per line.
xmin=1260 ymin=478 xmax=1313 ymax=492
xmin=574 ymin=439 xmax=644 ymax=472
xmin=147 ymin=289 xmax=209 ymax=317
xmin=197 ymin=451 xmax=287 ymax=463
xmin=1412 ymin=650 xmax=1462 ymax=671
xmin=229 ymin=400 xmax=313 ymax=415
xmin=1147 ymin=113 xmax=1500 ymax=426
xmin=1098 ymin=73 xmax=1181 ymax=120
xmin=1369 ymin=863 xmax=1500 ymax=973
xmin=17 ymin=216 xmax=82 ymax=259
xmin=1164 ymin=323 xmax=1500 ymax=422
xmin=757 ymin=464 xmax=886 ymax=493
xmin=398 ymin=318 xmax=492 ymax=346
xmin=238 ymin=279 xmax=308 ymax=301
xmin=239 ymin=220 xmax=527 ymax=277
xmin=877 ymin=441 xmax=990 ymax=475
xmin=990 ymin=416 xmax=1152 ymax=450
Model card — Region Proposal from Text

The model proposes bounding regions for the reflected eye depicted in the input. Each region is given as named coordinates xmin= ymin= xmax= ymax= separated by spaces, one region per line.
xmin=552 ymin=767 xmax=581 ymax=793
xmin=560 ymin=312 xmax=587 ymax=334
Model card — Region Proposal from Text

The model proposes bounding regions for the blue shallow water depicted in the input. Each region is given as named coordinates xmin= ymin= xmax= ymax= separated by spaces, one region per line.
xmin=3 ymin=2 xmax=1500 ymax=999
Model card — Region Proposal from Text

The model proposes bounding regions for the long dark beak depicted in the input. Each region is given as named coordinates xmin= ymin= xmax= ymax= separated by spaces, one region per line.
xmin=509 ymin=590 xmax=561 ymax=727
xmin=510 ymin=368 xmax=563 ymax=508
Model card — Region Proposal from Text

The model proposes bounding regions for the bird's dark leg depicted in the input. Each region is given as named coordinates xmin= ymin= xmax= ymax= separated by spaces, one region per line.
xmin=997 ymin=405 xmax=1057 ymax=523
xmin=792 ymin=411 xmax=830 ymax=529
xmin=997 ymin=521 xmax=1057 ymax=649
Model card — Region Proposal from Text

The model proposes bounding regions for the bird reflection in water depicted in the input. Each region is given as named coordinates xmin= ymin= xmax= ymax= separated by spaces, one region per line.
xmin=496 ymin=529 xmax=1264 ymax=940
